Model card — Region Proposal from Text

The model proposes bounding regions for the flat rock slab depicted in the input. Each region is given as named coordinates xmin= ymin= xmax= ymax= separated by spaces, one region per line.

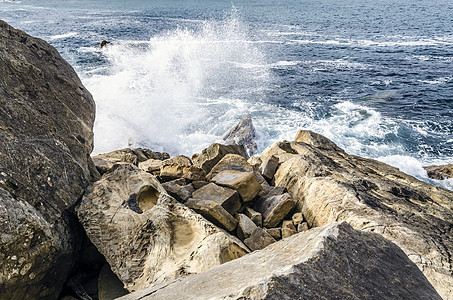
xmin=271 ymin=130 xmax=453 ymax=299
xmin=192 ymin=182 xmax=241 ymax=215
xmin=77 ymin=164 xmax=248 ymax=292
xmin=118 ymin=222 xmax=441 ymax=300
xmin=206 ymin=154 xmax=254 ymax=181
xmin=212 ymin=170 xmax=261 ymax=202
xmin=185 ymin=199 xmax=238 ymax=232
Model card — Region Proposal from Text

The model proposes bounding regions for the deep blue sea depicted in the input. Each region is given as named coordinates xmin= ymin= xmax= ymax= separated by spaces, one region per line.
xmin=1 ymin=0 xmax=452 ymax=189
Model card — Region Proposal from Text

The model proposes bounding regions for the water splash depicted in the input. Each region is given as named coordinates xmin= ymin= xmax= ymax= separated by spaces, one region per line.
xmin=83 ymin=11 xmax=270 ymax=155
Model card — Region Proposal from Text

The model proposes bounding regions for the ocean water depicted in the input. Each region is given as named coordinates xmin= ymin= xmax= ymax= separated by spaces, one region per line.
xmin=1 ymin=0 xmax=452 ymax=189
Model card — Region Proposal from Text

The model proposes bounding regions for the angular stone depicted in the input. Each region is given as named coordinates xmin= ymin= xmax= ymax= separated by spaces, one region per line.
xmin=77 ymin=164 xmax=248 ymax=291
xmin=222 ymin=114 xmax=258 ymax=156
xmin=192 ymin=183 xmax=241 ymax=215
xmin=191 ymin=180 xmax=209 ymax=189
xmin=269 ymin=130 xmax=453 ymax=299
xmin=185 ymin=199 xmax=238 ymax=232
xmin=236 ymin=214 xmax=258 ymax=241
xmin=193 ymin=143 xmax=249 ymax=174
xmin=0 ymin=21 xmax=96 ymax=299
xmin=258 ymin=185 xmax=286 ymax=198
xmin=243 ymin=227 xmax=276 ymax=251
xmin=138 ymin=159 xmax=163 ymax=173
xmin=258 ymin=155 xmax=279 ymax=180
xmin=266 ymin=228 xmax=281 ymax=240
xmin=118 ymin=222 xmax=442 ymax=300
xmin=162 ymin=180 xmax=192 ymax=203
xmin=254 ymin=193 xmax=296 ymax=228
xmin=247 ymin=156 xmax=262 ymax=172
xmin=298 ymin=222 xmax=309 ymax=232
xmin=294 ymin=129 xmax=344 ymax=152
xmin=162 ymin=155 xmax=192 ymax=167
xmin=424 ymin=164 xmax=453 ymax=180
xmin=206 ymin=154 xmax=254 ymax=181
xmin=244 ymin=207 xmax=262 ymax=227
xmin=281 ymin=220 xmax=297 ymax=239
xmin=160 ymin=164 xmax=206 ymax=181
xmin=212 ymin=170 xmax=261 ymax=202
xmin=292 ymin=212 xmax=304 ymax=226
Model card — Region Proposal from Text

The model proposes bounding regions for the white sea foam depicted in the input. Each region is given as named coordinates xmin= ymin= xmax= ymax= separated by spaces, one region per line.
xmin=82 ymin=13 xmax=270 ymax=155
xmin=49 ymin=32 xmax=78 ymax=40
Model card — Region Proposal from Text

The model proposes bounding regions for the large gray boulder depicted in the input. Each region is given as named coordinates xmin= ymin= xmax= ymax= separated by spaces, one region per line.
xmin=269 ymin=130 xmax=453 ymax=299
xmin=118 ymin=222 xmax=441 ymax=300
xmin=222 ymin=114 xmax=258 ymax=156
xmin=76 ymin=164 xmax=249 ymax=292
xmin=0 ymin=21 xmax=96 ymax=299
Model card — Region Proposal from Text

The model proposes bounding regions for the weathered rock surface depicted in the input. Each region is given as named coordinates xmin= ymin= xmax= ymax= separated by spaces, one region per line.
xmin=212 ymin=170 xmax=261 ymax=202
xmin=244 ymin=207 xmax=262 ymax=227
xmin=206 ymin=154 xmax=254 ymax=181
xmin=192 ymin=183 xmax=241 ymax=215
xmin=76 ymin=164 xmax=248 ymax=291
xmin=222 ymin=114 xmax=258 ymax=156
xmin=258 ymin=155 xmax=279 ymax=181
xmin=193 ymin=143 xmax=248 ymax=174
xmin=160 ymin=163 xmax=206 ymax=181
xmin=0 ymin=21 xmax=96 ymax=299
xmin=93 ymin=148 xmax=169 ymax=174
xmin=236 ymin=214 xmax=258 ymax=241
xmin=243 ymin=227 xmax=276 ymax=251
xmin=138 ymin=159 xmax=163 ymax=173
xmin=162 ymin=155 xmax=192 ymax=166
xmin=270 ymin=130 xmax=453 ymax=299
xmin=424 ymin=164 xmax=453 ymax=180
xmin=161 ymin=179 xmax=193 ymax=203
xmin=185 ymin=199 xmax=238 ymax=232
xmin=254 ymin=193 xmax=296 ymax=228
xmin=119 ymin=222 xmax=441 ymax=300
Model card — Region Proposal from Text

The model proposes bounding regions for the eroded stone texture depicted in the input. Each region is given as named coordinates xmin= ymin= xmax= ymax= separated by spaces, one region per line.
xmin=212 ymin=170 xmax=261 ymax=202
xmin=424 ymin=164 xmax=453 ymax=180
xmin=76 ymin=164 xmax=248 ymax=292
xmin=0 ymin=21 xmax=96 ymax=299
xmin=192 ymin=183 xmax=241 ymax=215
xmin=222 ymin=114 xmax=257 ymax=156
xmin=118 ymin=222 xmax=441 ymax=300
xmin=206 ymin=154 xmax=254 ymax=181
xmin=193 ymin=143 xmax=248 ymax=174
xmin=254 ymin=193 xmax=296 ymax=228
xmin=270 ymin=130 xmax=453 ymax=299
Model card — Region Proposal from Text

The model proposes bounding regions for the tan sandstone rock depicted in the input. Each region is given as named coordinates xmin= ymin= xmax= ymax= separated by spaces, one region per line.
xmin=212 ymin=170 xmax=261 ymax=202
xmin=253 ymin=193 xmax=296 ymax=228
xmin=193 ymin=143 xmax=248 ymax=173
xmin=76 ymin=164 xmax=248 ymax=292
xmin=424 ymin=164 xmax=453 ymax=180
xmin=192 ymin=183 xmax=241 ymax=215
xmin=269 ymin=129 xmax=453 ymax=299
xmin=118 ymin=222 xmax=442 ymax=300
xmin=206 ymin=154 xmax=254 ymax=181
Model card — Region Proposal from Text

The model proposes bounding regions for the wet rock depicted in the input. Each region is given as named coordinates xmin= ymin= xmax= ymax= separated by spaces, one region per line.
xmin=160 ymin=164 xmax=206 ymax=181
xmin=0 ymin=21 xmax=96 ymax=299
xmin=222 ymin=114 xmax=258 ymax=156
xmin=244 ymin=207 xmax=262 ymax=227
xmin=212 ymin=170 xmax=261 ymax=202
xmin=254 ymin=193 xmax=296 ymax=228
xmin=76 ymin=164 xmax=248 ymax=292
xmin=271 ymin=129 xmax=453 ymax=299
xmin=424 ymin=164 xmax=453 ymax=180
xmin=118 ymin=222 xmax=442 ymax=300
xmin=258 ymin=155 xmax=279 ymax=181
xmin=192 ymin=183 xmax=241 ymax=215
xmin=193 ymin=143 xmax=248 ymax=174
xmin=243 ymin=227 xmax=276 ymax=251
xmin=236 ymin=214 xmax=258 ymax=241
xmin=206 ymin=154 xmax=254 ymax=181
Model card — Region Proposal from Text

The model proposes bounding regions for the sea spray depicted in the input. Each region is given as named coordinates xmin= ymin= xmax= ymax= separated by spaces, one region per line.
xmin=83 ymin=11 xmax=270 ymax=156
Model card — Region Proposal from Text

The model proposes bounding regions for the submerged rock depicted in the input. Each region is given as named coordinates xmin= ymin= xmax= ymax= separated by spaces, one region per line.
xmin=118 ymin=222 xmax=441 ymax=300
xmin=0 ymin=20 xmax=96 ymax=299
xmin=270 ymin=130 xmax=453 ymax=299
xmin=76 ymin=164 xmax=248 ymax=292
xmin=222 ymin=114 xmax=258 ymax=156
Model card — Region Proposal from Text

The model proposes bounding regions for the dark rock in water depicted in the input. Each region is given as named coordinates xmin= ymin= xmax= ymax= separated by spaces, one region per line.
xmin=118 ymin=222 xmax=442 ymax=300
xmin=99 ymin=40 xmax=111 ymax=49
xmin=0 ymin=21 xmax=96 ymax=299
xmin=222 ymin=114 xmax=258 ymax=156
xmin=424 ymin=164 xmax=453 ymax=180
xmin=193 ymin=143 xmax=248 ymax=174
xmin=270 ymin=129 xmax=453 ymax=299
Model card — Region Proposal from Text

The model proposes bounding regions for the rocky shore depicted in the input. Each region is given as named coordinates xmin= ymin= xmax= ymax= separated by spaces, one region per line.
xmin=1 ymin=20 xmax=452 ymax=300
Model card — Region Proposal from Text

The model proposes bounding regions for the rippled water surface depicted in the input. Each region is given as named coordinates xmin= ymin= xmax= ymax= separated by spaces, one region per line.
xmin=1 ymin=0 xmax=452 ymax=189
